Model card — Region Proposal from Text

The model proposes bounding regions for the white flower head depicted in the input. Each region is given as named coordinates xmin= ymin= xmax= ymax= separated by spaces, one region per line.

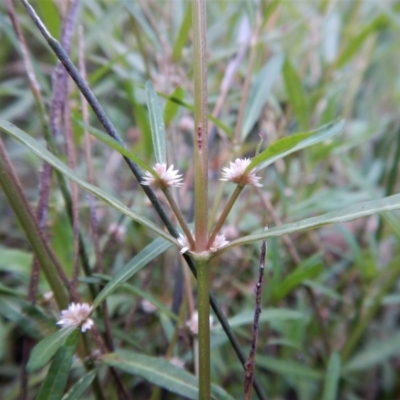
xmin=209 ymin=233 xmax=229 ymax=252
xmin=220 ymin=158 xmax=262 ymax=187
xmin=142 ymin=163 xmax=183 ymax=188
xmin=177 ymin=232 xmax=193 ymax=254
xmin=57 ymin=302 xmax=94 ymax=332
xmin=186 ymin=311 xmax=214 ymax=335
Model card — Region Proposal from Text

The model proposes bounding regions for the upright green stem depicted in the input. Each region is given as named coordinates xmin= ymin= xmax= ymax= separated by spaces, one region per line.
xmin=192 ymin=0 xmax=208 ymax=251
xmin=196 ymin=257 xmax=210 ymax=399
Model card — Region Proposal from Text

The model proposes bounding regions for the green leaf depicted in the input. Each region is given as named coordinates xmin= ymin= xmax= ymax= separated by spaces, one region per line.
xmin=224 ymin=193 xmax=400 ymax=250
xmin=62 ymin=370 xmax=96 ymax=400
xmin=248 ymin=119 xmax=345 ymax=172
xmin=36 ymin=329 xmax=79 ymax=400
xmin=272 ymin=256 xmax=323 ymax=301
xmin=172 ymin=3 xmax=192 ymax=62
xmin=322 ymin=353 xmax=341 ymax=400
xmin=242 ymin=53 xmax=284 ymax=140
xmin=102 ymin=350 xmax=234 ymax=400
xmin=257 ymin=355 xmax=322 ymax=380
xmin=93 ymin=237 xmax=173 ymax=308
xmin=214 ymin=308 xmax=305 ymax=329
xmin=164 ymin=87 xmax=184 ymax=126
xmin=27 ymin=327 xmax=76 ymax=372
xmin=76 ymin=121 xmax=152 ymax=173
xmin=282 ymin=57 xmax=309 ymax=130
xmin=146 ymin=81 xmax=167 ymax=164
xmin=344 ymin=331 xmax=400 ymax=372
xmin=0 ymin=119 xmax=176 ymax=245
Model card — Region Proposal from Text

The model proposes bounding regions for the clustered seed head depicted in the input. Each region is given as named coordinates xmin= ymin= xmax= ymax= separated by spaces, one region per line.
xmin=57 ymin=302 xmax=94 ymax=332
xmin=220 ymin=158 xmax=262 ymax=187
xmin=142 ymin=163 xmax=183 ymax=188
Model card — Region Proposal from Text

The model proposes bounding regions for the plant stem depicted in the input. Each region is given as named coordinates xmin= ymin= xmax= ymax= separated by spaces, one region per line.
xmin=163 ymin=189 xmax=195 ymax=249
xmin=196 ymin=257 xmax=210 ymax=399
xmin=208 ymin=185 xmax=244 ymax=248
xmin=192 ymin=0 xmax=208 ymax=251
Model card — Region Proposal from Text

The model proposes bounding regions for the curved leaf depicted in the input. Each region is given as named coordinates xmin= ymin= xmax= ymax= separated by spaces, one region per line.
xmin=27 ymin=327 xmax=76 ymax=372
xmin=248 ymin=119 xmax=345 ymax=172
xmin=222 ymin=193 xmax=400 ymax=251
xmin=36 ymin=329 xmax=79 ymax=400
xmin=146 ymin=80 xmax=167 ymax=164
xmin=0 ymin=119 xmax=177 ymax=246
xmin=102 ymin=351 xmax=234 ymax=400
xmin=322 ymin=352 xmax=341 ymax=400
xmin=62 ymin=370 xmax=96 ymax=400
xmin=93 ymin=237 xmax=173 ymax=308
xmin=242 ymin=53 xmax=284 ymax=140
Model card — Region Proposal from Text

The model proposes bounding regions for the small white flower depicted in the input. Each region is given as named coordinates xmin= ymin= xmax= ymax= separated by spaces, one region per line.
xmin=209 ymin=233 xmax=229 ymax=252
xmin=142 ymin=163 xmax=183 ymax=188
xmin=177 ymin=233 xmax=193 ymax=254
xmin=186 ymin=311 xmax=214 ymax=335
xmin=57 ymin=303 xmax=94 ymax=332
xmin=220 ymin=158 xmax=262 ymax=187
xmin=168 ymin=357 xmax=185 ymax=369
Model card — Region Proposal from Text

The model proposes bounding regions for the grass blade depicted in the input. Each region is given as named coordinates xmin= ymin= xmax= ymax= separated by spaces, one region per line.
xmin=322 ymin=352 xmax=341 ymax=400
xmin=146 ymin=80 xmax=167 ymax=164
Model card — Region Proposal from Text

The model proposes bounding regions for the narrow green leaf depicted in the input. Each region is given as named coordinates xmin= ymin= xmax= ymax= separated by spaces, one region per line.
xmin=224 ymin=193 xmax=400 ymax=250
xmin=146 ymin=81 xmax=167 ymax=164
xmin=36 ymin=329 xmax=79 ymax=400
xmin=322 ymin=352 xmax=341 ymax=400
xmin=257 ymin=355 xmax=322 ymax=380
xmin=248 ymin=119 xmax=345 ymax=172
xmin=272 ymin=258 xmax=323 ymax=301
xmin=93 ymin=237 xmax=173 ymax=308
xmin=172 ymin=3 xmax=192 ymax=62
xmin=62 ymin=370 xmax=96 ymax=400
xmin=0 ymin=119 xmax=176 ymax=245
xmin=242 ymin=53 xmax=284 ymax=140
xmin=283 ymin=57 xmax=309 ymax=130
xmin=164 ymin=87 xmax=184 ymax=126
xmin=76 ymin=121 xmax=152 ymax=173
xmin=27 ymin=327 xmax=76 ymax=372
xmin=335 ymin=15 xmax=387 ymax=69
xmin=344 ymin=331 xmax=400 ymax=372
xmin=102 ymin=350 xmax=234 ymax=400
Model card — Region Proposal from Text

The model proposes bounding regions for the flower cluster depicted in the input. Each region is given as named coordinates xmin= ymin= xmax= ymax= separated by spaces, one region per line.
xmin=142 ymin=163 xmax=183 ymax=188
xmin=220 ymin=158 xmax=262 ymax=187
xmin=177 ymin=232 xmax=229 ymax=254
xmin=57 ymin=302 xmax=94 ymax=332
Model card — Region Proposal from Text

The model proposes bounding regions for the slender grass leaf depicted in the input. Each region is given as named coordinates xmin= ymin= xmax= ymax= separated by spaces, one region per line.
xmin=164 ymin=87 xmax=184 ymax=126
xmin=272 ymin=258 xmax=323 ymax=301
xmin=0 ymin=119 xmax=176 ymax=245
xmin=36 ymin=329 xmax=79 ymax=400
xmin=146 ymin=81 xmax=167 ymax=164
xmin=93 ymin=237 xmax=173 ymax=308
xmin=242 ymin=53 xmax=284 ymax=140
xmin=75 ymin=121 xmax=152 ymax=173
xmin=322 ymin=352 xmax=341 ymax=400
xmin=248 ymin=119 xmax=345 ymax=172
xmin=283 ymin=57 xmax=309 ymax=130
xmin=214 ymin=308 xmax=305 ymax=329
xmin=172 ymin=4 xmax=191 ymax=62
xmin=344 ymin=331 xmax=400 ymax=372
xmin=102 ymin=351 xmax=234 ymax=400
xmin=335 ymin=15 xmax=387 ymax=69
xmin=224 ymin=193 xmax=400 ymax=250
xmin=257 ymin=355 xmax=322 ymax=380
xmin=62 ymin=370 xmax=96 ymax=400
xmin=27 ymin=327 xmax=76 ymax=372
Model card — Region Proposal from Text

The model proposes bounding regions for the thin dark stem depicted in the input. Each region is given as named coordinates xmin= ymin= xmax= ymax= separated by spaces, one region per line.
xmin=244 ymin=241 xmax=267 ymax=400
